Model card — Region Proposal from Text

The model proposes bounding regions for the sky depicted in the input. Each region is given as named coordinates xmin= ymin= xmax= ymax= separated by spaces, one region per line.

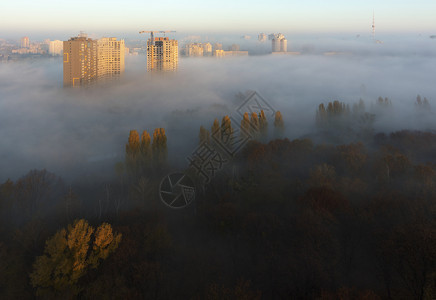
xmin=1 ymin=0 xmax=435 ymax=39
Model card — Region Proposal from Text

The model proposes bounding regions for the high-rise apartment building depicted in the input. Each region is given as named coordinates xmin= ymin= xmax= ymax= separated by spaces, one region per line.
xmin=63 ymin=35 xmax=125 ymax=86
xmin=272 ymin=33 xmax=287 ymax=52
xmin=20 ymin=37 xmax=30 ymax=48
xmin=49 ymin=40 xmax=63 ymax=56
xmin=97 ymin=37 xmax=125 ymax=79
xmin=63 ymin=36 xmax=98 ymax=86
xmin=147 ymin=37 xmax=178 ymax=71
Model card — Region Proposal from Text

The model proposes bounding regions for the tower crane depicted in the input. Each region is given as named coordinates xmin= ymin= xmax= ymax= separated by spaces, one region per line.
xmin=139 ymin=30 xmax=176 ymax=45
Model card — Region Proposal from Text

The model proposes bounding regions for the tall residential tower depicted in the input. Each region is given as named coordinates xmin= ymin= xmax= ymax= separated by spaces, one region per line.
xmin=97 ymin=37 xmax=125 ymax=79
xmin=272 ymin=33 xmax=287 ymax=52
xmin=147 ymin=37 xmax=178 ymax=71
xmin=63 ymin=35 xmax=125 ymax=86
xmin=63 ymin=36 xmax=98 ymax=87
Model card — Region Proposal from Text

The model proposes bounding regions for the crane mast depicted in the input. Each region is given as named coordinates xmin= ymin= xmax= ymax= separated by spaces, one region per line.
xmin=139 ymin=30 xmax=176 ymax=45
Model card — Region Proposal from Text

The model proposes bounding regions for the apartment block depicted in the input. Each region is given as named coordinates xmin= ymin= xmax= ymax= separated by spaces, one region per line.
xmin=97 ymin=37 xmax=125 ymax=79
xmin=63 ymin=36 xmax=97 ymax=87
xmin=49 ymin=40 xmax=63 ymax=56
xmin=63 ymin=35 xmax=125 ymax=86
xmin=147 ymin=37 xmax=178 ymax=71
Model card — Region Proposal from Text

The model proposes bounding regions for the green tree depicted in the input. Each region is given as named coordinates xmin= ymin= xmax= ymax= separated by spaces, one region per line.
xmin=29 ymin=219 xmax=121 ymax=297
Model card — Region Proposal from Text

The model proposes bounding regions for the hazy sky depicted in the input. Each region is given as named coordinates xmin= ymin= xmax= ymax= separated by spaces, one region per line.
xmin=1 ymin=0 xmax=435 ymax=38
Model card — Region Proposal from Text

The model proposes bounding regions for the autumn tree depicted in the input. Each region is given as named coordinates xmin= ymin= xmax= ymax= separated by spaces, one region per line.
xmin=140 ymin=130 xmax=152 ymax=175
xmin=30 ymin=219 xmax=121 ymax=297
xmin=152 ymin=128 xmax=167 ymax=169
xmin=274 ymin=111 xmax=284 ymax=137
xmin=199 ymin=126 xmax=210 ymax=145
xmin=316 ymin=103 xmax=328 ymax=126
xmin=352 ymin=98 xmax=365 ymax=115
xmin=380 ymin=224 xmax=436 ymax=299
xmin=377 ymin=96 xmax=392 ymax=107
xmin=240 ymin=112 xmax=251 ymax=139
xmin=416 ymin=95 xmax=431 ymax=111
xmin=125 ymin=130 xmax=141 ymax=178
xmin=221 ymin=115 xmax=233 ymax=146
xmin=308 ymin=163 xmax=337 ymax=189
xmin=258 ymin=110 xmax=268 ymax=141
xmin=337 ymin=143 xmax=367 ymax=174
xmin=211 ymin=118 xmax=221 ymax=142
xmin=250 ymin=112 xmax=259 ymax=139
xmin=13 ymin=169 xmax=63 ymax=224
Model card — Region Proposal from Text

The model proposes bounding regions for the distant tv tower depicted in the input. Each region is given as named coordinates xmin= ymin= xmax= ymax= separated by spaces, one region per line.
xmin=372 ymin=10 xmax=375 ymax=39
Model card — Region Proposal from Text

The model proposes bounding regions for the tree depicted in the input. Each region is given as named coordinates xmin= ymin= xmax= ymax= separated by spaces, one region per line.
xmin=13 ymin=169 xmax=63 ymax=224
xmin=316 ymin=103 xmax=327 ymax=126
xmin=240 ymin=112 xmax=251 ymax=139
xmin=221 ymin=116 xmax=233 ymax=146
xmin=125 ymin=130 xmax=140 ymax=178
xmin=140 ymin=130 xmax=152 ymax=174
xmin=250 ymin=112 xmax=259 ymax=139
xmin=258 ymin=110 xmax=268 ymax=141
xmin=30 ymin=219 xmax=121 ymax=297
xmin=377 ymin=96 xmax=392 ymax=107
xmin=211 ymin=118 xmax=221 ymax=142
xmin=152 ymin=128 xmax=167 ymax=169
xmin=274 ymin=111 xmax=284 ymax=137
xmin=199 ymin=126 xmax=210 ymax=145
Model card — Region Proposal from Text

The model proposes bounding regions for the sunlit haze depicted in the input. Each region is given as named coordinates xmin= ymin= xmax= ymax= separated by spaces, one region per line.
xmin=1 ymin=0 xmax=435 ymax=38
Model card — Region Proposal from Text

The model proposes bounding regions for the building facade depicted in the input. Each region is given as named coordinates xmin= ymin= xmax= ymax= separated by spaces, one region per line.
xmin=147 ymin=37 xmax=178 ymax=71
xmin=49 ymin=40 xmax=63 ymax=56
xmin=97 ymin=37 xmax=125 ymax=79
xmin=20 ymin=37 xmax=29 ymax=48
xmin=272 ymin=33 xmax=287 ymax=52
xmin=63 ymin=35 xmax=125 ymax=86
xmin=258 ymin=33 xmax=267 ymax=42
xmin=63 ymin=36 xmax=98 ymax=86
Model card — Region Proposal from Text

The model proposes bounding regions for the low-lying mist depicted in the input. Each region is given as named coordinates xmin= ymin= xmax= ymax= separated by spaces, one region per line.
xmin=0 ymin=35 xmax=435 ymax=182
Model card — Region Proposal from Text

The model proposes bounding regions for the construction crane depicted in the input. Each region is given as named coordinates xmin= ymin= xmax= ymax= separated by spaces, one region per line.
xmin=139 ymin=30 xmax=176 ymax=45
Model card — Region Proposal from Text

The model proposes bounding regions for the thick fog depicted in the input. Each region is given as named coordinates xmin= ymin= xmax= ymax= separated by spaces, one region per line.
xmin=0 ymin=35 xmax=435 ymax=182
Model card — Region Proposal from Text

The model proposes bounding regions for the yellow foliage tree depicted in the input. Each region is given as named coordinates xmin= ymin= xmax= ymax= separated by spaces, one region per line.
xmin=30 ymin=219 xmax=121 ymax=297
